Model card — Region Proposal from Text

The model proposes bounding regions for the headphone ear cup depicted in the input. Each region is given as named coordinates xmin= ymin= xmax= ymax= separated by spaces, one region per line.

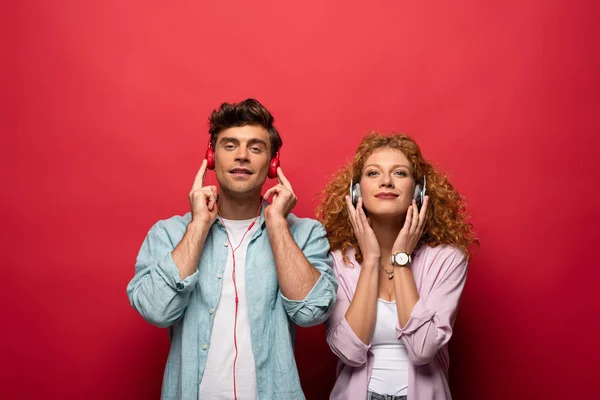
xmin=413 ymin=184 xmax=422 ymax=199
xmin=413 ymin=184 xmax=423 ymax=209
xmin=351 ymin=183 xmax=361 ymax=207
xmin=205 ymin=147 xmax=215 ymax=170
xmin=268 ymin=153 xmax=280 ymax=179
xmin=417 ymin=176 xmax=427 ymax=210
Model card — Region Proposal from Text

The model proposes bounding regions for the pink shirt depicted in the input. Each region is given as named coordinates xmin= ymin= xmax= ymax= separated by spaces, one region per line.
xmin=325 ymin=245 xmax=468 ymax=400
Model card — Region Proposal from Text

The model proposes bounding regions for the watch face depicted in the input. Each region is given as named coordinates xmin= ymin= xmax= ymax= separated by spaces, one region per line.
xmin=395 ymin=252 xmax=409 ymax=265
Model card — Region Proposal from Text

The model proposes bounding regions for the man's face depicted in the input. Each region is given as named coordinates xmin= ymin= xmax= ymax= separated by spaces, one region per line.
xmin=214 ymin=125 xmax=271 ymax=196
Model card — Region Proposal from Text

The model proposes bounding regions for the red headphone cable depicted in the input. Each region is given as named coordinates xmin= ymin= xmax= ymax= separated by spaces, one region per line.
xmin=217 ymin=198 xmax=262 ymax=400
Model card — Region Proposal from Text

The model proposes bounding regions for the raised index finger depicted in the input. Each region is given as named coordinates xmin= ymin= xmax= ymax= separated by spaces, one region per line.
xmin=192 ymin=159 xmax=208 ymax=190
xmin=276 ymin=167 xmax=293 ymax=191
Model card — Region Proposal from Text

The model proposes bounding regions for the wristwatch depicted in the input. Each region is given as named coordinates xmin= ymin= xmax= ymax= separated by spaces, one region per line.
xmin=390 ymin=251 xmax=412 ymax=267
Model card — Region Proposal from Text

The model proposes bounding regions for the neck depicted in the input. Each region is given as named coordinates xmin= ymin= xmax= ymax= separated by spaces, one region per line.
xmin=217 ymin=189 xmax=263 ymax=220
xmin=370 ymin=215 xmax=405 ymax=261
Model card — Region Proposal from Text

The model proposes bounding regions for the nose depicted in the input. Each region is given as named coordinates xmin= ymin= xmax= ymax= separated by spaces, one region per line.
xmin=235 ymin=146 xmax=250 ymax=163
xmin=379 ymin=173 xmax=394 ymax=188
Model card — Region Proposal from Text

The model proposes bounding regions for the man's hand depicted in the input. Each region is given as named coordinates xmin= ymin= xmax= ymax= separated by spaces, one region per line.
xmin=189 ymin=159 xmax=218 ymax=226
xmin=264 ymin=167 xmax=297 ymax=223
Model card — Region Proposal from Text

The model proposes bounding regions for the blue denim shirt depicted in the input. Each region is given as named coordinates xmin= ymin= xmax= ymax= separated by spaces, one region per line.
xmin=127 ymin=202 xmax=337 ymax=400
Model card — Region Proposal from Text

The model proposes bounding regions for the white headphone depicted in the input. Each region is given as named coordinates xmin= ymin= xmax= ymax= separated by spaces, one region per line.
xmin=350 ymin=175 xmax=427 ymax=210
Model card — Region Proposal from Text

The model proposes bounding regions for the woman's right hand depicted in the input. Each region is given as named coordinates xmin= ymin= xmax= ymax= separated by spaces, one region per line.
xmin=345 ymin=195 xmax=381 ymax=264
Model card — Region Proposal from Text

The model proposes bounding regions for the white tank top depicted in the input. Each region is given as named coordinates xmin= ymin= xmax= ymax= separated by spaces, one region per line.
xmin=367 ymin=298 xmax=410 ymax=396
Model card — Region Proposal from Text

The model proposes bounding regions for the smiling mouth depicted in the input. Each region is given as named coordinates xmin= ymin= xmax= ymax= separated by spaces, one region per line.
xmin=375 ymin=193 xmax=399 ymax=199
xmin=229 ymin=168 xmax=253 ymax=175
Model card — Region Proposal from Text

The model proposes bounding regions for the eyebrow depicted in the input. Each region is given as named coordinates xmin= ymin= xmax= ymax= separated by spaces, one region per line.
xmin=219 ymin=137 xmax=239 ymax=145
xmin=218 ymin=137 xmax=268 ymax=148
xmin=364 ymin=164 xmax=412 ymax=170
xmin=247 ymin=138 xmax=268 ymax=148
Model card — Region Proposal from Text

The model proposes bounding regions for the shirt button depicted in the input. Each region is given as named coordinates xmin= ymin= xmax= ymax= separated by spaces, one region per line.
xmin=224 ymin=241 xmax=229 ymax=247
xmin=202 ymin=344 xmax=207 ymax=350
xmin=209 ymin=308 xmax=215 ymax=314
xmin=176 ymin=282 xmax=184 ymax=290
xmin=216 ymin=274 xmax=222 ymax=279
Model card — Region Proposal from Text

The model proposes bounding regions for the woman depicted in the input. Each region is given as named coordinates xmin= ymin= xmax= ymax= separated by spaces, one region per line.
xmin=317 ymin=132 xmax=477 ymax=400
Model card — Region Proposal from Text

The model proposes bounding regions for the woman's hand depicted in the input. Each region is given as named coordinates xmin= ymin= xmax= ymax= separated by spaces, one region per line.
xmin=345 ymin=196 xmax=381 ymax=264
xmin=392 ymin=196 xmax=429 ymax=256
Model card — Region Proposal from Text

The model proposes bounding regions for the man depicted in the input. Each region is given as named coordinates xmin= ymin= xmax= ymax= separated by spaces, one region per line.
xmin=127 ymin=98 xmax=337 ymax=400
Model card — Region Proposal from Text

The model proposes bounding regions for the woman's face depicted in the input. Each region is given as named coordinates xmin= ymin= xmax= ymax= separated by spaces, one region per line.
xmin=359 ymin=148 xmax=416 ymax=218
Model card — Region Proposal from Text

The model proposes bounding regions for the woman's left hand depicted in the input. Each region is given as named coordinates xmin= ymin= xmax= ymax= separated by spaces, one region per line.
xmin=392 ymin=196 xmax=429 ymax=256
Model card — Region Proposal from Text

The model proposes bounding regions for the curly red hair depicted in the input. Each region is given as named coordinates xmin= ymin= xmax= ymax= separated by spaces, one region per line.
xmin=316 ymin=132 xmax=477 ymax=264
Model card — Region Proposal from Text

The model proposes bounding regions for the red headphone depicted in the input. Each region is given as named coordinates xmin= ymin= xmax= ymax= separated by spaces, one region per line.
xmin=205 ymin=142 xmax=280 ymax=179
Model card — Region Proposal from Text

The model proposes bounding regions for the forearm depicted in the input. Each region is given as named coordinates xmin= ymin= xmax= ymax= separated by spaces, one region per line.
xmin=172 ymin=220 xmax=210 ymax=280
xmin=267 ymin=217 xmax=321 ymax=300
xmin=345 ymin=259 xmax=379 ymax=344
xmin=128 ymin=263 xmax=193 ymax=328
xmin=393 ymin=266 xmax=420 ymax=327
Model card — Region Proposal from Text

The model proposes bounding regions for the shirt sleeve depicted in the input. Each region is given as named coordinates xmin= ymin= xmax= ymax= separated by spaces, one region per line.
xmin=396 ymin=248 xmax=468 ymax=365
xmin=126 ymin=222 xmax=200 ymax=328
xmin=280 ymin=223 xmax=338 ymax=327
xmin=324 ymin=254 xmax=371 ymax=367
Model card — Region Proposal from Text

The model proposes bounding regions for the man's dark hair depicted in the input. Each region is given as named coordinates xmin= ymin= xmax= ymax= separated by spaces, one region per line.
xmin=208 ymin=98 xmax=282 ymax=158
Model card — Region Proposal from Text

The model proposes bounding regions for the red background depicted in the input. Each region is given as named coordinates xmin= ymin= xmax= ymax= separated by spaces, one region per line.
xmin=2 ymin=1 xmax=599 ymax=399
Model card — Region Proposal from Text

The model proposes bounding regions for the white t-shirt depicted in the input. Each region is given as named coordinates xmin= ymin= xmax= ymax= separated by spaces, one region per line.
xmin=199 ymin=217 xmax=259 ymax=400
xmin=367 ymin=298 xmax=410 ymax=396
